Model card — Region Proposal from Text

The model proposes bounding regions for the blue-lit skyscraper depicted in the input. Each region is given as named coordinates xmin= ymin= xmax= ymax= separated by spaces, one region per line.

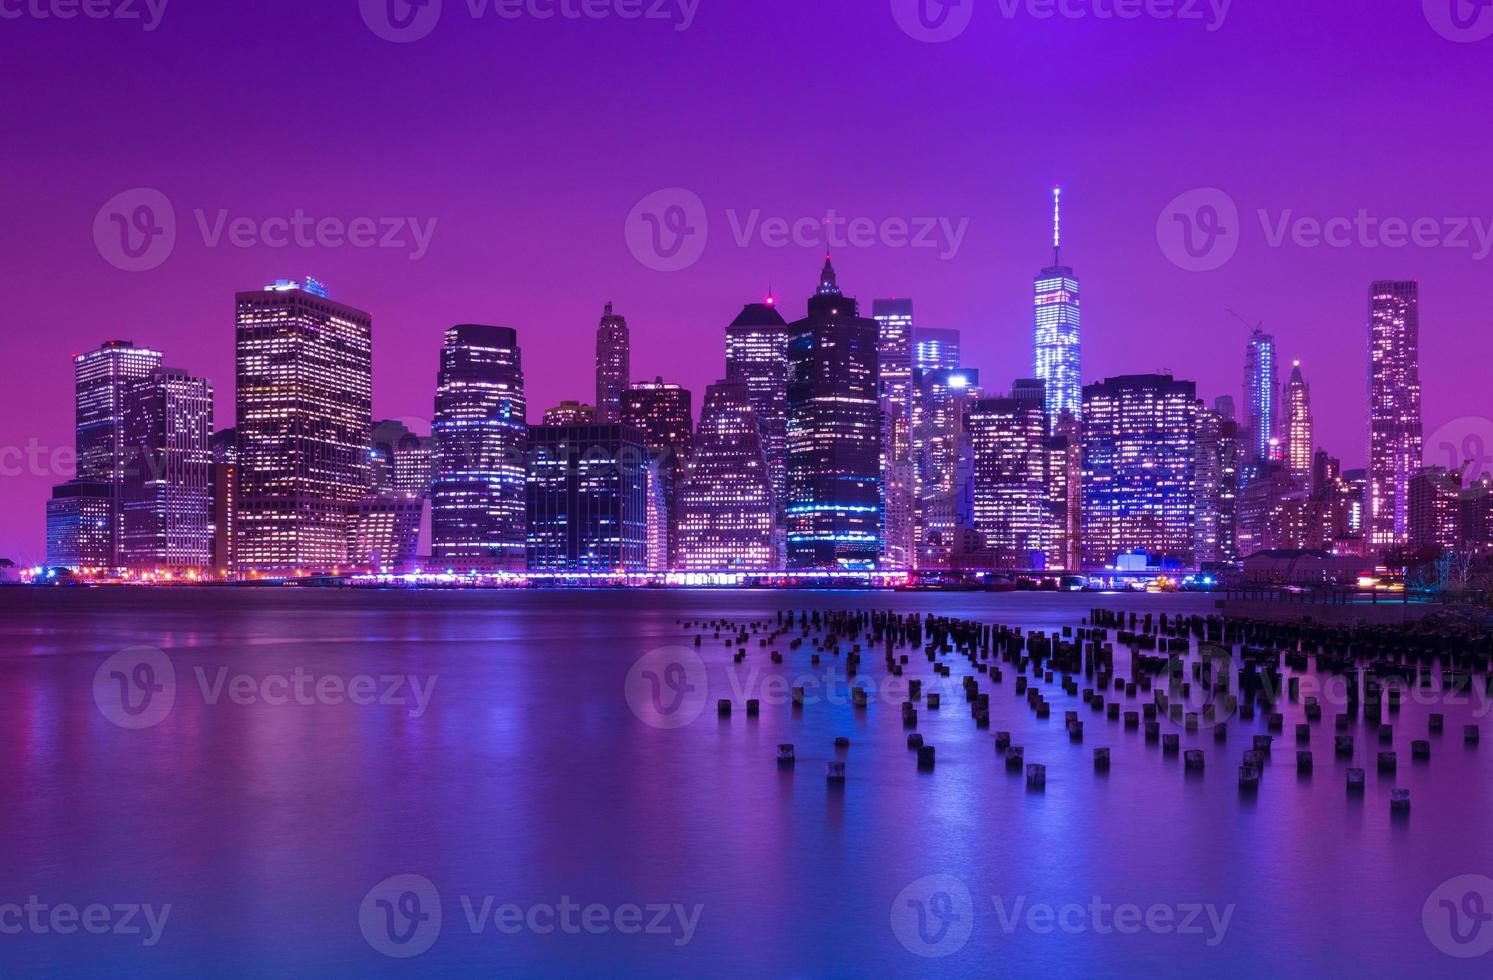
xmin=786 ymin=257 xmax=883 ymax=569
xmin=913 ymin=328 xmax=960 ymax=373
xmin=1033 ymin=186 xmax=1081 ymax=422
xmin=1243 ymin=327 xmax=1277 ymax=470
xmin=431 ymin=324 xmax=528 ymax=571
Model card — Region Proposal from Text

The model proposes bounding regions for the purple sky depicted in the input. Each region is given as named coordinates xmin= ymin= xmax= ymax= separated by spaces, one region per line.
xmin=3 ymin=0 xmax=1491 ymax=562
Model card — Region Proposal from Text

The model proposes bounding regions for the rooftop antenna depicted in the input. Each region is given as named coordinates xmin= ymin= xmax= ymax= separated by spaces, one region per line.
xmin=1226 ymin=308 xmax=1263 ymax=333
xmin=1052 ymin=185 xmax=1062 ymax=266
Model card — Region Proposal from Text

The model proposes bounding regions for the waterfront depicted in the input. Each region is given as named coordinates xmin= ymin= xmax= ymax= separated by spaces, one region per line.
xmin=1 ymin=589 xmax=1490 ymax=978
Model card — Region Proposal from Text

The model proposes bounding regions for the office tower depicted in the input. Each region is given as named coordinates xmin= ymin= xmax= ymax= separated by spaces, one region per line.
xmin=911 ymin=367 xmax=981 ymax=570
xmin=1409 ymin=467 xmax=1462 ymax=552
xmin=1081 ymin=375 xmax=1198 ymax=568
xmin=210 ymin=429 xmax=238 ymax=576
xmin=119 ymin=367 xmax=214 ymax=572
xmin=967 ymin=394 xmax=1048 ymax=568
xmin=525 ymin=424 xmax=649 ymax=572
xmin=71 ymin=340 xmax=164 ymax=565
xmin=431 ymin=324 xmax=528 ymax=572
xmin=675 ymin=380 xmax=774 ymax=570
xmin=1368 ymin=280 xmax=1424 ymax=552
xmin=644 ymin=459 xmax=669 ymax=572
xmin=1461 ymin=478 xmax=1493 ymax=555
xmin=234 ymin=279 xmax=372 ymax=573
xmin=872 ymin=299 xmax=916 ymax=570
xmin=371 ymin=419 xmax=437 ymax=499
xmin=913 ymin=328 xmax=961 ymax=372
xmin=1047 ymin=413 xmax=1083 ymax=571
xmin=1343 ymin=468 xmax=1369 ymax=537
xmin=348 ymin=495 xmax=424 ymax=573
xmin=594 ymin=302 xmax=630 ymax=424
xmin=786 ymin=257 xmax=883 ymax=569
xmin=1194 ymin=407 xmax=1243 ymax=565
xmin=727 ymin=299 xmax=790 ymax=566
xmin=543 ymin=401 xmax=595 ymax=426
xmin=1283 ymin=361 xmax=1313 ymax=482
xmin=1033 ymin=186 xmax=1082 ymax=422
xmin=621 ymin=377 xmax=694 ymax=567
xmin=1235 ymin=470 xmax=1321 ymax=556
xmin=45 ymin=481 xmax=113 ymax=571
xmin=1243 ymin=328 xmax=1277 ymax=471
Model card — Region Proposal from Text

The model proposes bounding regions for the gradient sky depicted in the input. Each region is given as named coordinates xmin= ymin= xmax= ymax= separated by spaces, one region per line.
xmin=2 ymin=0 xmax=1490 ymax=562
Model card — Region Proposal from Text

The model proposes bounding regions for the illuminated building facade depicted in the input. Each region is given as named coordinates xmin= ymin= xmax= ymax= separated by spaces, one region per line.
xmin=1046 ymin=413 xmax=1083 ymax=570
xmin=234 ymin=280 xmax=372 ymax=573
xmin=1284 ymin=361 xmax=1313 ymax=482
xmin=912 ymin=367 xmax=980 ymax=569
xmin=1194 ymin=406 xmax=1242 ymax=565
xmin=967 ymin=394 xmax=1048 ymax=568
xmin=431 ymin=324 xmax=528 ymax=572
xmin=1409 ymin=466 xmax=1462 ymax=552
xmin=543 ymin=401 xmax=595 ymax=426
xmin=786 ymin=257 xmax=883 ymax=569
xmin=211 ymin=429 xmax=238 ymax=575
xmin=676 ymin=380 xmax=774 ymax=570
xmin=594 ymin=303 xmax=630 ymax=424
xmin=1368 ymin=280 xmax=1423 ymax=552
xmin=727 ymin=299 xmax=790 ymax=566
xmin=1033 ymin=186 xmax=1082 ymax=422
xmin=1081 ymin=375 xmax=1198 ymax=568
xmin=371 ymin=419 xmax=436 ymax=499
xmin=72 ymin=340 xmax=163 ymax=565
xmin=1236 ymin=469 xmax=1314 ymax=557
xmin=45 ymin=481 xmax=113 ymax=571
xmin=913 ymin=327 xmax=960 ymax=373
xmin=1243 ymin=328 xmax=1277 ymax=474
xmin=525 ymin=424 xmax=649 ymax=572
xmin=348 ymin=495 xmax=424 ymax=572
xmin=644 ymin=459 xmax=668 ymax=572
xmin=119 ymin=367 xmax=215 ymax=571
xmin=621 ymin=377 xmax=693 ymax=567
xmin=873 ymin=298 xmax=916 ymax=569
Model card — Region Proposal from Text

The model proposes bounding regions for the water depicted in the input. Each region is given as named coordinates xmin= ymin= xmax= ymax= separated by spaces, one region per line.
xmin=0 ymin=588 xmax=1490 ymax=978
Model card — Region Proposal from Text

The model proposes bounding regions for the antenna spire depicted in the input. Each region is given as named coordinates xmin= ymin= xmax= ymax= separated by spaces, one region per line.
xmin=1052 ymin=185 xmax=1062 ymax=266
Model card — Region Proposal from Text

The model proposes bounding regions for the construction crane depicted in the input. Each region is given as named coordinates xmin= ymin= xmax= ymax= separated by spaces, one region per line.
xmin=1226 ymin=308 xmax=1263 ymax=333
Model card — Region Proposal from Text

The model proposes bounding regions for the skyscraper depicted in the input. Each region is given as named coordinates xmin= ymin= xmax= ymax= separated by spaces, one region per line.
xmin=873 ymin=298 xmax=916 ymax=570
xmin=594 ymin=302 xmax=629 ymax=424
xmin=1194 ymin=404 xmax=1242 ymax=565
xmin=786 ymin=257 xmax=883 ymax=569
xmin=1243 ymin=327 xmax=1277 ymax=471
xmin=526 ymin=424 xmax=649 ymax=572
xmin=1046 ymin=413 xmax=1083 ymax=571
xmin=1284 ymin=360 xmax=1314 ymax=483
xmin=912 ymin=367 xmax=981 ymax=570
xmin=543 ymin=401 xmax=595 ymax=426
xmin=968 ymin=394 xmax=1048 ymax=568
xmin=621 ymin=377 xmax=694 ymax=568
xmin=45 ymin=481 xmax=112 ymax=571
xmin=119 ymin=367 xmax=215 ymax=572
xmin=431 ymin=324 xmax=528 ymax=571
xmin=348 ymin=495 xmax=425 ymax=573
xmin=234 ymin=279 xmax=372 ymax=573
xmin=1033 ymin=186 xmax=1082 ymax=422
xmin=210 ymin=429 xmax=238 ymax=576
xmin=1081 ymin=375 xmax=1198 ymax=568
xmin=726 ymin=299 xmax=790 ymax=567
xmin=371 ymin=419 xmax=437 ymax=499
xmin=1368 ymin=280 xmax=1423 ymax=552
xmin=676 ymin=380 xmax=774 ymax=570
xmin=913 ymin=328 xmax=960 ymax=373
xmin=71 ymin=340 xmax=163 ymax=565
